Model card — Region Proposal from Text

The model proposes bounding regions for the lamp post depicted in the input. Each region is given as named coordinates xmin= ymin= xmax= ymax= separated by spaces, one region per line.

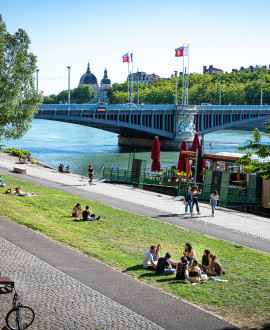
xmin=137 ymin=76 xmax=139 ymax=105
xmin=174 ymin=71 xmax=178 ymax=105
xmin=36 ymin=69 xmax=39 ymax=93
xmin=260 ymin=74 xmax=263 ymax=106
xmin=219 ymin=77 xmax=222 ymax=105
xmin=67 ymin=66 xmax=71 ymax=109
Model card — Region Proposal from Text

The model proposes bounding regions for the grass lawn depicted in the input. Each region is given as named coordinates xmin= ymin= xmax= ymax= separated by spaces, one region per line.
xmin=0 ymin=173 xmax=269 ymax=328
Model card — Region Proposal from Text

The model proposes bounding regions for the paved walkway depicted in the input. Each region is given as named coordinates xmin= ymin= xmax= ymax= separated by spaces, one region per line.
xmin=0 ymin=235 xmax=163 ymax=330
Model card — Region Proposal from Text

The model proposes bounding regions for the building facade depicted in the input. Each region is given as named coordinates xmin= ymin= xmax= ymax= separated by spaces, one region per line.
xmin=79 ymin=63 xmax=111 ymax=103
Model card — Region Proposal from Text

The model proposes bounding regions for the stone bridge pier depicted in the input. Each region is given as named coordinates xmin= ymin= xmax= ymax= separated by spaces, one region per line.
xmin=118 ymin=105 xmax=197 ymax=151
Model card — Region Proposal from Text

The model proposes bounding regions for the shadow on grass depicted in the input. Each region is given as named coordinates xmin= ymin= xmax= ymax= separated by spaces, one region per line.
xmin=122 ymin=264 xmax=143 ymax=273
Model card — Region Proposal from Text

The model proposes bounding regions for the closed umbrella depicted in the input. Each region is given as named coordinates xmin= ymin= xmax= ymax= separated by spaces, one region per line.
xmin=151 ymin=136 xmax=161 ymax=172
xmin=177 ymin=140 xmax=191 ymax=173
xmin=191 ymin=133 xmax=207 ymax=169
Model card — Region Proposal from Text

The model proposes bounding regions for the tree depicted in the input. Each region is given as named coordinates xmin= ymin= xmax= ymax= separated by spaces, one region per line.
xmin=0 ymin=15 xmax=42 ymax=141
xmin=238 ymin=121 xmax=270 ymax=179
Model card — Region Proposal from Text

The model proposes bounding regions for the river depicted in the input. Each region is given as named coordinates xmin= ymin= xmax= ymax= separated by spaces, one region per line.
xmin=2 ymin=119 xmax=270 ymax=177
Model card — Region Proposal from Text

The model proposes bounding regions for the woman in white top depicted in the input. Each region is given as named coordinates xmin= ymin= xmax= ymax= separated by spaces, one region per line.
xmin=210 ymin=190 xmax=219 ymax=217
xmin=183 ymin=243 xmax=197 ymax=266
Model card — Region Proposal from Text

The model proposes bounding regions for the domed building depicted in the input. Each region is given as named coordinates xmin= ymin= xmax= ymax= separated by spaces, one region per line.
xmin=79 ymin=62 xmax=98 ymax=87
xmin=79 ymin=63 xmax=111 ymax=103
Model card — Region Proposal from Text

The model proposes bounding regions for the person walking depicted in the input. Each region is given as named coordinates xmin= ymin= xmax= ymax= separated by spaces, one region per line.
xmin=210 ymin=190 xmax=219 ymax=217
xmin=191 ymin=186 xmax=202 ymax=215
xmin=87 ymin=165 xmax=94 ymax=185
xmin=184 ymin=186 xmax=193 ymax=216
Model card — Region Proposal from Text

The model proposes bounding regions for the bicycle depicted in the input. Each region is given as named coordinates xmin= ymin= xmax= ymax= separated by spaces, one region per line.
xmin=5 ymin=288 xmax=35 ymax=330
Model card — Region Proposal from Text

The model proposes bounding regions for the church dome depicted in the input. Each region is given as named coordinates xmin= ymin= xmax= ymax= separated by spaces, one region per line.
xmin=79 ymin=62 xmax=97 ymax=85
xmin=101 ymin=68 xmax=111 ymax=85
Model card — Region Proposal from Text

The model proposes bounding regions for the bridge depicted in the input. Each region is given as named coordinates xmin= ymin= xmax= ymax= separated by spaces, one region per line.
xmin=36 ymin=104 xmax=270 ymax=150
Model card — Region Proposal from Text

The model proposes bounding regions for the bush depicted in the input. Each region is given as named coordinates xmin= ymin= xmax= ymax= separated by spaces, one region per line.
xmin=4 ymin=147 xmax=32 ymax=158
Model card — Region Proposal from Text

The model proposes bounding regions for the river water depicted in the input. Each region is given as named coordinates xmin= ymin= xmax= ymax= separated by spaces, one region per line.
xmin=2 ymin=119 xmax=270 ymax=177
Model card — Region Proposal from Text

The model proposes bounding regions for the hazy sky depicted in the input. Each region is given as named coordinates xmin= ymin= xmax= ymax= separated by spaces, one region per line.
xmin=1 ymin=0 xmax=270 ymax=95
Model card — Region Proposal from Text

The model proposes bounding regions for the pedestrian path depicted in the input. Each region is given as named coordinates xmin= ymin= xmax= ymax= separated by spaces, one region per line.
xmin=0 ymin=236 xmax=163 ymax=330
xmin=0 ymin=155 xmax=269 ymax=242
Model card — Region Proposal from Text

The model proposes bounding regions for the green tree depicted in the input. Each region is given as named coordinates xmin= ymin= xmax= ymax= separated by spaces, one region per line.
xmin=72 ymin=85 xmax=96 ymax=104
xmin=239 ymin=121 xmax=270 ymax=179
xmin=0 ymin=15 xmax=42 ymax=141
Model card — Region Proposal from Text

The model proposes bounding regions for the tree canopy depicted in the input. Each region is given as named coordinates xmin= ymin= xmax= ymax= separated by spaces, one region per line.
xmin=239 ymin=121 xmax=270 ymax=179
xmin=43 ymin=85 xmax=96 ymax=104
xmin=0 ymin=15 xmax=42 ymax=141
xmin=107 ymin=69 xmax=270 ymax=105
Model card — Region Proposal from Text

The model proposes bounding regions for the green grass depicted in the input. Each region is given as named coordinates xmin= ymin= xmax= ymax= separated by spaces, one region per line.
xmin=0 ymin=174 xmax=269 ymax=328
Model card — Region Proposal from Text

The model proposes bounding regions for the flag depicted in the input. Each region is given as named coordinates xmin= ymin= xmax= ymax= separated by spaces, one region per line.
xmin=183 ymin=45 xmax=189 ymax=56
xmin=175 ymin=46 xmax=188 ymax=57
xmin=175 ymin=47 xmax=183 ymax=57
xmin=122 ymin=53 xmax=130 ymax=63
xmin=130 ymin=52 xmax=133 ymax=62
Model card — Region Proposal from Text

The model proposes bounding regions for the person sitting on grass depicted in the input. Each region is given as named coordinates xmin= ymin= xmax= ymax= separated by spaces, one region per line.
xmin=188 ymin=259 xmax=207 ymax=283
xmin=82 ymin=206 xmax=100 ymax=221
xmin=0 ymin=176 xmax=6 ymax=187
xmin=156 ymin=252 xmax=176 ymax=276
xmin=153 ymin=243 xmax=162 ymax=263
xmin=199 ymin=249 xmax=211 ymax=271
xmin=72 ymin=203 xmax=83 ymax=218
xmin=176 ymin=256 xmax=190 ymax=284
xmin=207 ymin=253 xmax=224 ymax=276
xmin=183 ymin=243 xmax=197 ymax=266
xmin=143 ymin=246 xmax=157 ymax=270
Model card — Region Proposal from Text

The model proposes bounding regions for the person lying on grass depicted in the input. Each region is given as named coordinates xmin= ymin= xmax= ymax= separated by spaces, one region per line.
xmin=5 ymin=188 xmax=15 ymax=195
xmin=156 ymin=252 xmax=176 ymax=276
xmin=207 ymin=253 xmax=224 ymax=276
xmin=188 ymin=259 xmax=207 ymax=283
xmin=82 ymin=206 xmax=100 ymax=221
xmin=143 ymin=246 xmax=157 ymax=270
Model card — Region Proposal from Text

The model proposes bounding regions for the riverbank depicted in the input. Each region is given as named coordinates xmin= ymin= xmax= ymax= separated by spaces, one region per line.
xmin=0 ymin=151 xmax=269 ymax=242
xmin=1 ymin=152 xmax=270 ymax=327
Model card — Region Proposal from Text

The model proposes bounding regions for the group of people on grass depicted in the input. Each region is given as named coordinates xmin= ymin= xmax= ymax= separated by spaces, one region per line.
xmin=184 ymin=186 xmax=219 ymax=217
xmin=72 ymin=203 xmax=100 ymax=221
xmin=143 ymin=243 xmax=224 ymax=284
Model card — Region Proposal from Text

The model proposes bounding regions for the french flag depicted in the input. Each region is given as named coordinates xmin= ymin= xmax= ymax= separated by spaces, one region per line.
xmin=122 ymin=53 xmax=130 ymax=63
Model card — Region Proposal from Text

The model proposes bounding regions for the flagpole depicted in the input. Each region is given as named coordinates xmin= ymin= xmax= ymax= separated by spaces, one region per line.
xmin=187 ymin=44 xmax=189 ymax=105
xmin=127 ymin=54 xmax=130 ymax=103
xmin=182 ymin=44 xmax=185 ymax=105
xmin=131 ymin=51 xmax=134 ymax=103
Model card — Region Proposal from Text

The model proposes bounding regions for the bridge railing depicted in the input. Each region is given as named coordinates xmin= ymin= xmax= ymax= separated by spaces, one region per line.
xmin=197 ymin=105 xmax=270 ymax=111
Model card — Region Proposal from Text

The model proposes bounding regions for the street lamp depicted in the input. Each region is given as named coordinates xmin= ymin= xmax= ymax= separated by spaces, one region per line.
xmin=219 ymin=77 xmax=222 ymax=106
xmin=174 ymin=71 xmax=178 ymax=105
xmin=260 ymin=74 xmax=263 ymax=106
xmin=36 ymin=69 xmax=39 ymax=93
xmin=67 ymin=66 xmax=71 ymax=109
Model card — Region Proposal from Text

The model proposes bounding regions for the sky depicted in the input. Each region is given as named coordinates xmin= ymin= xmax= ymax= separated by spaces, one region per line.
xmin=1 ymin=0 xmax=270 ymax=96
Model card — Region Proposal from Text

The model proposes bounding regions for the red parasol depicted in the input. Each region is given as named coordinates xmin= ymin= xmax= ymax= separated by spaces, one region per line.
xmin=151 ymin=136 xmax=161 ymax=172
xmin=177 ymin=140 xmax=191 ymax=173
xmin=191 ymin=133 xmax=207 ymax=169
xmin=191 ymin=133 xmax=200 ymax=152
